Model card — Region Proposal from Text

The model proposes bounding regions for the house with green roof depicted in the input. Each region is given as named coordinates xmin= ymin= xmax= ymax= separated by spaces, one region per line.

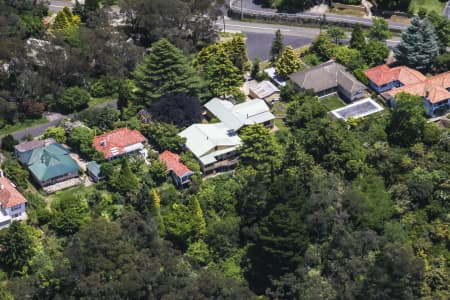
xmin=15 ymin=140 xmax=80 ymax=187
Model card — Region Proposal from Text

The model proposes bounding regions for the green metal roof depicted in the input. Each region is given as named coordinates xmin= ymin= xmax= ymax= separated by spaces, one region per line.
xmin=26 ymin=143 xmax=80 ymax=182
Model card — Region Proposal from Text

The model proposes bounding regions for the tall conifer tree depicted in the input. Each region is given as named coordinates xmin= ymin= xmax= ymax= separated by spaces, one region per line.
xmin=394 ymin=17 xmax=439 ymax=71
xmin=134 ymin=39 xmax=202 ymax=105
xmin=205 ymin=48 xmax=242 ymax=97
xmin=271 ymin=29 xmax=284 ymax=64
xmin=275 ymin=46 xmax=302 ymax=79
xmin=349 ymin=25 xmax=366 ymax=51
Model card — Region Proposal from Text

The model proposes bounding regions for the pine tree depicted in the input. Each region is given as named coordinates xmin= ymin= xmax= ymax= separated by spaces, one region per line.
xmin=134 ymin=39 xmax=202 ymax=105
xmin=114 ymin=159 xmax=139 ymax=194
xmin=62 ymin=6 xmax=80 ymax=26
xmin=117 ymin=79 xmax=133 ymax=112
xmin=53 ymin=10 xmax=69 ymax=30
xmin=189 ymin=196 xmax=206 ymax=239
xmin=271 ymin=29 xmax=284 ymax=64
xmin=227 ymin=36 xmax=248 ymax=72
xmin=327 ymin=27 xmax=346 ymax=44
xmin=205 ymin=48 xmax=243 ymax=97
xmin=394 ymin=17 xmax=439 ymax=71
xmin=251 ymin=57 xmax=260 ymax=79
xmin=349 ymin=25 xmax=366 ymax=51
xmin=310 ymin=33 xmax=333 ymax=61
xmin=150 ymin=188 xmax=165 ymax=235
xmin=275 ymin=46 xmax=302 ymax=79
xmin=369 ymin=17 xmax=392 ymax=41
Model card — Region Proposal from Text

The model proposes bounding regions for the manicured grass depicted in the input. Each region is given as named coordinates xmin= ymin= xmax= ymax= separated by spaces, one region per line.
xmin=0 ymin=117 xmax=47 ymax=137
xmin=320 ymin=95 xmax=346 ymax=111
xmin=88 ymin=93 xmax=118 ymax=108
xmin=409 ymin=0 xmax=445 ymax=14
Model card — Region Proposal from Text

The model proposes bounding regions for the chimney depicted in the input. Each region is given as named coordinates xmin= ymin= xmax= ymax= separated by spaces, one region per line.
xmin=101 ymin=139 xmax=107 ymax=147
xmin=0 ymin=184 xmax=4 ymax=190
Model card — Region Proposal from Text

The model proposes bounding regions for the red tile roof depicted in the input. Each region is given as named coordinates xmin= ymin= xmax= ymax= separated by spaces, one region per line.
xmin=427 ymin=71 xmax=450 ymax=89
xmin=159 ymin=150 xmax=193 ymax=178
xmin=387 ymin=71 xmax=450 ymax=104
xmin=93 ymin=128 xmax=147 ymax=159
xmin=364 ymin=65 xmax=426 ymax=86
xmin=0 ymin=174 xmax=27 ymax=209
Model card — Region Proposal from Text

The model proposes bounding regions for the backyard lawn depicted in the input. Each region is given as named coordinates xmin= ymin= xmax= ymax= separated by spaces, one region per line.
xmin=272 ymin=102 xmax=288 ymax=132
xmin=320 ymin=95 xmax=346 ymax=111
xmin=409 ymin=0 xmax=445 ymax=14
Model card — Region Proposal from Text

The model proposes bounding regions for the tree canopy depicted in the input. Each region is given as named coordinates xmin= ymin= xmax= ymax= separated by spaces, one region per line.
xmin=394 ymin=16 xmax=440 ymax=71
xmin=134 ymin=39 xmax=202 ymax=105
xmin=150 ymin=93 xmax=203 ymax=128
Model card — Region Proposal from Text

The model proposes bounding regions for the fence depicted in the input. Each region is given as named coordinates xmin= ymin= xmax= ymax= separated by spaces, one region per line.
xmin=228 ymin=0 xmax=406 ymax=32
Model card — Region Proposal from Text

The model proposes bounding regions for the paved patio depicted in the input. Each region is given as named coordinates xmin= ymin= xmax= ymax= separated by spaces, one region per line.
xmin=43 ymin=177 xmax=83 ymax=194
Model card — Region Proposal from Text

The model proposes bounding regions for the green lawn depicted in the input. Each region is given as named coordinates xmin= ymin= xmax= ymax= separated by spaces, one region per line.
xmin=88 ymin=93 xmax=118 ymax=108
xmin=0 ymin=117 xmax=47 ymax=137
xmin=272 ymin=102 xmax=288 ymax=132
xmin=47 ymin=185 xmax=95 ymax=204
xmin=320 ymin=95 xmax=346 ymax=111
xmin=409 ymin=0 xmax=445 ymax=14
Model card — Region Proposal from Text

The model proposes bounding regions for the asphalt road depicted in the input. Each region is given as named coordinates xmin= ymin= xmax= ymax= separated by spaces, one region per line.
xmin=444 ymin=1 xmax=450 ymax=19
xmin=231 ymin=0 xmax=409 ymax=31
xmin=0 ymin=100 xmax=117 ymax=145
xmin=224 ymin=20 xmax=401 ymax=61
xmin=49 ymin=0 xmax=73 ymax=12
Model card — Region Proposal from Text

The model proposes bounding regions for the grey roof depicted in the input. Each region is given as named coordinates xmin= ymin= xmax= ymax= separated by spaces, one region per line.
xmin=178 ymin=123 xmax=242 ymax=165
xmin=14 ymin=138 xmax=56 ymax=153
xmin=204 ymin=98 xmax=275 ymax=131
xmin=86 ymin=161 xmax=101 ymax=177
xmin=289 ymin=60 xmax=366 ymax=95
xmin=204 ymin=99 xmax=243 ymax=130
xmin=249 ymin=80 xmax=280 ymax=99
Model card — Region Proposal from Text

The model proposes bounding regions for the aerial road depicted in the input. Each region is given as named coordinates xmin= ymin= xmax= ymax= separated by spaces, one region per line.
xmin=49 ymin=0 xmax=73 ymax=12
xmin=221 ymin=19 xmax=401 ymax=60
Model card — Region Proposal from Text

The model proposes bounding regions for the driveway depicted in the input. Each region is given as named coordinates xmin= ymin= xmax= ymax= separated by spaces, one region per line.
xmin=0 ymin=100 xmax=117 ymax=145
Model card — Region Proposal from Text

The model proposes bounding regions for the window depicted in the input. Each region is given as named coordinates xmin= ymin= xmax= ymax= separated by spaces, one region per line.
xmin=11 ymin=204 xmax=21 ymax=211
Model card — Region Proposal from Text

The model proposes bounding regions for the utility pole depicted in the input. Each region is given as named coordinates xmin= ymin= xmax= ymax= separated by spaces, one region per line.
xmin=241 ymin=0 xmax=243 ymax=20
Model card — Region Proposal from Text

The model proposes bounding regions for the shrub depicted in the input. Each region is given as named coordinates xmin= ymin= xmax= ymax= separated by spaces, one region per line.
xmin=57 ymin=87 xmax=90 ymax=113
xmin=89 ymin=76 xmax=118 ymax=98
xmin=353 ymin=68 xmax=369 ymax=85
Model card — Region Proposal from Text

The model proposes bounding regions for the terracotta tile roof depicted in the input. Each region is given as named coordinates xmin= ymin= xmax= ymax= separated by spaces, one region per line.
xmin=93 ymin=128 xmax=147 ymax=159
xmin=159 ymin=150 xmax=193 ymax=178
xmin=364 ymin=65 xmax=426 ymax=86
xmin=427 ymin=71 xmax=450 ymax=89
xmin=387 ymin=82 xmax=450 ymax=104
xmin=0 ymin=174 xmax=27 ymax=208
